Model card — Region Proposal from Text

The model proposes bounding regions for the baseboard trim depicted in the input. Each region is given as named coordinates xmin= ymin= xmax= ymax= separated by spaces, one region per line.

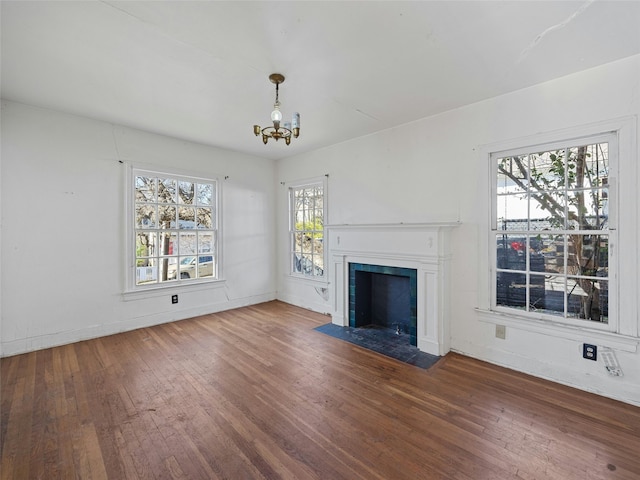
xmin=450 ymin=345 xmax=640 ymax=408
xmin=276 ymin=292 xmax=331 ymax=317
xmin=1 ymin=293 xmax=276 ymax=357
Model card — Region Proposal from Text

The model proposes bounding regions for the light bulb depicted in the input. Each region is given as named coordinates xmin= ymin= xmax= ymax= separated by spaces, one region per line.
xmin=271 ymin=103 xmax=282 ymax=123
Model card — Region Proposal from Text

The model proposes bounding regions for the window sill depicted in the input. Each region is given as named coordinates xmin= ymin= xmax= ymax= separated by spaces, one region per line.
xmin=285 ymin=273 xmax=329 ymax=287
xmin=122 ymin=279 xmax=226 ymax=302
xmin=475 ymin=308 xmax=638 ymax=352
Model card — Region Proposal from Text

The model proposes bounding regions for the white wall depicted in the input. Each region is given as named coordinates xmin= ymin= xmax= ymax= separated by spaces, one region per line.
xmin=276 ymin=55 xmax=640 ymax=406
xmin=1 ymin=100 xmax=276 ymax=355
xmin=2 ymin=55 xmax=638 ymax=405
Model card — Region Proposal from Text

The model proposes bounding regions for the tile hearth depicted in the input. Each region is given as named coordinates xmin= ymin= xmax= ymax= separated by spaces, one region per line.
xmin=314 ymin=323 xmax=440 ymax=369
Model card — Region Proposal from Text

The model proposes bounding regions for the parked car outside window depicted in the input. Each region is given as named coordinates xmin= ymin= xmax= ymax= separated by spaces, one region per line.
xmin=167 ymin=255 xmax=214 ymax=280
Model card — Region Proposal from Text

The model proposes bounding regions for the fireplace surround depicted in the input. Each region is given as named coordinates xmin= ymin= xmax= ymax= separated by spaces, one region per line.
xmin=328 ymin=223 xmax=458 ymax=356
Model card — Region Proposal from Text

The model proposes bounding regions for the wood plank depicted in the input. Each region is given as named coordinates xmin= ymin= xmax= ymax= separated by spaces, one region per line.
xmin=2 ymin=301 xmax=639 ymax=479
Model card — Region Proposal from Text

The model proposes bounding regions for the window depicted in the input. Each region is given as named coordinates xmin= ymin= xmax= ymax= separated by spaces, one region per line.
xmin=133 ymin=169 xmax=217 ymax=286
xmin=491 ymin=133 xmax=615 ymax=328
xmin=290 ymin=182 xmax=324 ymax=278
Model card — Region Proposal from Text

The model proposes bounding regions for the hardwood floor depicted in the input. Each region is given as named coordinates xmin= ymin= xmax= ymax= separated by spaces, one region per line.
xmin=2 ymin=301 xmax=639 ymax=479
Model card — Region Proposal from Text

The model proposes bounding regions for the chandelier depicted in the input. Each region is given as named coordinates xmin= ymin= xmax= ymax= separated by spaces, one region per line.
xmin=253 ymin=73 xmax=300 ymax=145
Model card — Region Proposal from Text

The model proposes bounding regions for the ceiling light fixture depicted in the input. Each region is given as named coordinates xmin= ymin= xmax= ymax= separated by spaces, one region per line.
xmin=253 ymin=73 xmax=300 ymax=145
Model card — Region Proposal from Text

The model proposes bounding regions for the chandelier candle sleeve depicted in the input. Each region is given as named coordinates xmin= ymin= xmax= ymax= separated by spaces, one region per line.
xmin=292 ymin=112 xmax=300 ymax=138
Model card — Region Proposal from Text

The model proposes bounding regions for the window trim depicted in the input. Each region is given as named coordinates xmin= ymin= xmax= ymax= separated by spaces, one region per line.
xmin=477 ymin=116 xmax=638 ymax=342
xmin=124 ymin=163 xmax=223 ymax=293
xmin=287 ymin=176 xmax=328 ymax=283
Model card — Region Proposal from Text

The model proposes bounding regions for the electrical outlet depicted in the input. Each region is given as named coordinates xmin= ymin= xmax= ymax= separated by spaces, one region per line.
xmin=495 ymin=325 xmax=506 ymax=339
xmin=171 ymin=294 xmax=178 ymax=304
xmin=583 ymin=343 xmax=597 ymax=361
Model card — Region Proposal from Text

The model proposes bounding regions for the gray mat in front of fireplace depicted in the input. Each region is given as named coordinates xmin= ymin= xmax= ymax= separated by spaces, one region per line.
xmin=314 ymin=323 xmax=440 ymax=370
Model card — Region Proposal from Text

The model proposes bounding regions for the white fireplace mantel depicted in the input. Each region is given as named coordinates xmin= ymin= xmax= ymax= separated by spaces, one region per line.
xmin=326 ymin=223 xmax=459 ymax=356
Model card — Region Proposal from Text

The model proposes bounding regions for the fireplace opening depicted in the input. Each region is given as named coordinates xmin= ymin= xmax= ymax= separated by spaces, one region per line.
xmin=349 ymin=263 xmax=417 ymax=346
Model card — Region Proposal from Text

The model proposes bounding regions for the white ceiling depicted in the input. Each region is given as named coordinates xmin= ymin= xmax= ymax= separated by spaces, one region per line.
xmin=2 ymin=1 xmax=639 ymax=160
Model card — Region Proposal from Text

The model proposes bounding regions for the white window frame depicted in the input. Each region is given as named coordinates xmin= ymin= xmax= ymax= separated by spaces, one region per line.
xmin=124 ymin=165 xmax=222 ymax=294
xmin=476 ymin=117 xmax=638 ymax=349
xmin=490 ymin=133 xmax=617 ymax=332
xmin=288 ymin=176 xmax=327 ymax=283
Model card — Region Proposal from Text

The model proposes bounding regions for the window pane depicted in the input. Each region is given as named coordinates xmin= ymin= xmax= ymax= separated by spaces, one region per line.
xmin=313 ymin=205 xmax=323 ymax=225
xmin=529 ymin=192 xmax=565 ymax=230
xmin=198 ymin=255 xmax=214 ymax=279
xmin=159 ymin=257 xmax=176 ymax=282
xmin=311 ymin=237 xmax=324 ymax=274
xmin=529 ymin=234 xmax=564 ymax=274
xmin=178 ymin=181 xmax=194 ymax=204
xmin=292 ymin=233 xmax=301 ymax=254
xmin=135 ymin=205 xmax=156 ymax=228
xmin=197 ymin=183 xmax=214 ymax=206
xmin=165 ymin=258 xmax=178 ymax=280
xmin=136 ymin=259 xmax=158 ymax=285
xmin=135 ymin=176 xmax=156 ymax=202
xmin=585 ymin=143 xmax=609 ymax=180
xmin=529 ymin=273 xmax=565 ymax=315
xmin=497 ymin=156 xmax=527 ymax=193
xmin=293 ymin=253 xmax=302 ymax=274
xmin=529 ymin=150 xmax=565 ymax=190
xmin=566 ymin=234 xmax=608 ymax=277
xmin=496 ymin=271 xmax=526 ymax=310
xmin=136 ymin=232 xmax=157 ymax=263
xmin=159 ymin=232 xmax=177 ymax=256
xmin=597 ymin=279 xmax=609 ymax=322
xmin=297 ymin=253 xmax=317 ymax=276
xmin=496 ymin=193 xmax=528 ymax=230
xmin=197 ymin=207 xmax=213 ymax=229
xmin=567 ymin=189 xmax=607 ymax=230
xmin=179 ymin=232 xmax=196 ymax=255
xmin=594 ymin=235 xmax=609 ymax=270
xmin=302 ymin=199 xmax=310 ymax=225
xmin=178 ymin=207 xmax=196 ymax=229
xmin=198 ymin=232 xmax=214 ymax=254
xmin=314 ymin=187 xmax=323 ymax=211
xmin=528 ymin=273 xmax=547 ymax=311
xmin=566 ymin=143 xmax=609 ymax=189
xmin=158 ymin=179 xmax=176 ymax=203
xmin=170 ymin=256 xmax=194 ymax=280
xmin=496 ymin=234 xmax=526 ymax=271
xmin=293 ymin=231 xmax=302 ymax=252
xmin=158 ymin=205 xmax=176 ymax=228
xmin=567 ymin=277 xmax=607 ymax=322
xmin=184 ymin=257 xmax=197 ymax=279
